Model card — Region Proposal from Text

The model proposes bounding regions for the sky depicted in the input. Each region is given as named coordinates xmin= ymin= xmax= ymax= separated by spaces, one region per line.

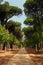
xmin=3 ymin=0 xmax=26 ymax=28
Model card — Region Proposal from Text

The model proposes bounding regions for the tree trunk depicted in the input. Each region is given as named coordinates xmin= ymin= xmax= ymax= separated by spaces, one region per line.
xmin=10 ymin=43 xmax=13 ymax=49
xmin=41 ymin=40 xmax=42 ymax=49
xmin=2 ymin=43 xmax=5 ymax=50
xmin=35 ymin=44 xmax=37 ymax=51
xmin=6 ymin=42 xmax=10 ymax=50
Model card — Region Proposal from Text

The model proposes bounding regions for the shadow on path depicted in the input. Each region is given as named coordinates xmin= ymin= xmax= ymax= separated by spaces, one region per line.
xmin=3 ymin=48 xmax=35 ymax=65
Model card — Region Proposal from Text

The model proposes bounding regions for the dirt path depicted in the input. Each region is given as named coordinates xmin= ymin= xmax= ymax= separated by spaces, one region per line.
xmin=3 ymin=48 xmax=35 ymax=65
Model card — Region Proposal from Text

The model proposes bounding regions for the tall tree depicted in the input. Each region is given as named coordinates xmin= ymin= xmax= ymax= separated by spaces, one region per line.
xmin=6 ymin=20 xmax=22 ymax=40
xmin=0 ymin=25 xmax=9 ymax=50
xmin=23 ymin=0 xmax=43 ymax=49
xmin=0 ymin=1 xmax=22 ymax=26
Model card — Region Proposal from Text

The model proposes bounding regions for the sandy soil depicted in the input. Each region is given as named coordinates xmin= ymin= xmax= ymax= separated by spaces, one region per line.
xmin=2 ymin=48 xmax=35 ymax=65
xmin=0 ymin=47 xmax=43 ymax=65
xmin=26 ymin=47 xmax=43 ymax=65
xmin=0 ymin=48 xmax=19 ymax=65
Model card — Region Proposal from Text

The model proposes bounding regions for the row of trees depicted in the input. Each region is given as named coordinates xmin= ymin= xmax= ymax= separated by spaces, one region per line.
xmin=23 ymin=0 xmax=43 ymax=50
xmin=0 ymin=0 xmax=43 ymax=51
xmin=0 ymin=0 xmax=22 ymax=50
xmin=0 ymin=25 xmax=21 ymax=50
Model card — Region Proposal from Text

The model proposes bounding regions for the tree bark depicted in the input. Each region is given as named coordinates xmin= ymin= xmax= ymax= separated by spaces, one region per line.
xmin=2 ymin=43 xmax=5 ymax=50
xmin=10 ymin=43 xmax=13 ymax=49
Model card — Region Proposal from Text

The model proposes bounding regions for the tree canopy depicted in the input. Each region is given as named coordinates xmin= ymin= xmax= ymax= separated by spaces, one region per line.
xmin=6 ymin=20 xmax=22 ymax=40
xmin=23 ymin=0 xmax=43 ymax=47
xmin=24 ymin=0 xmax=43 ymax=27
xmin=0 ymin=25 xmax=9 ymax=44
xmin=0 ymin=2 xmax=22 ymax=25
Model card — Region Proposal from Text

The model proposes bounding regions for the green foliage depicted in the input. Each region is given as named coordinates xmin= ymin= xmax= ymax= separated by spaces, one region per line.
xmin=24 ymin=17 xmax=34 ymax=25
xmin=0 ymin=25 xmax=9 ymax=44
xmin=23 ymin=0 xmax=43 ymax=47
xmin=9 ymin=32 xmax=21 ymax=46
xmin=0 ymin=1 xmax=22 ymax=48
xmin=9 ymin=33 xmax=15 ymax=44
xmin=9 ymin=33 xmax=21 ymax=46
xmin=0 ymin=25 xmax=21 ymax=46
xmin=23 ymin=26 xmax=34 ymax=32
xmin=0 ymin=2 xmax=22 ymax=13
xmin=14 ymin=38 xmax=20 ymax=46
xmin=24 ymin=0 xmax=43 ymax=17
xmin=42 ymin=32 xmax=43 ymax=39
xmin=0 ymin=1 xmax=22 ymax=25
xmin=23 ymin=26 xmax=34 ymax=36
xmin=32 ymin=32 xmax=40 ymax=44
xmin=6 ymin=20 xmax=22 ymax=40
xmin=6 ymin=20 xmax=21 ymax=28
